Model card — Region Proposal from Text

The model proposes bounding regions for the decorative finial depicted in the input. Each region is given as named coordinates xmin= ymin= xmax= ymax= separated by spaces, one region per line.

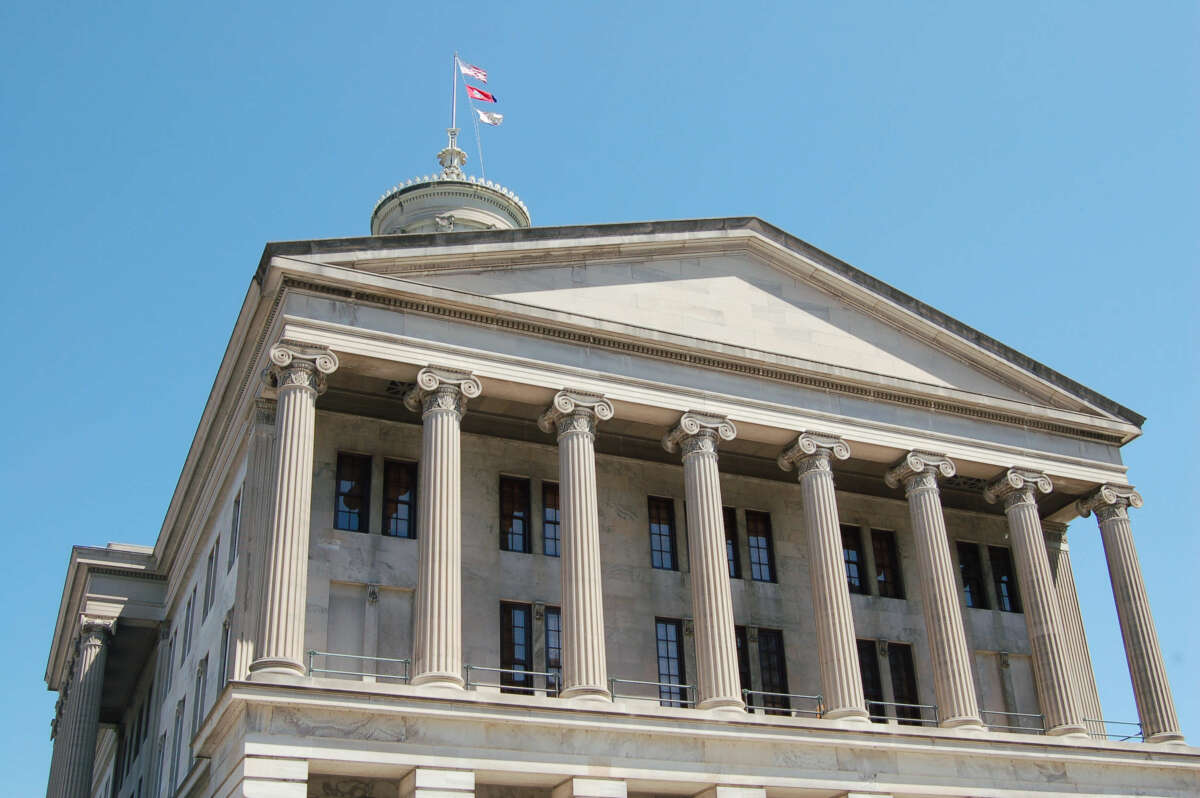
xmin=437 ymin=127 xmax=468 ymax=179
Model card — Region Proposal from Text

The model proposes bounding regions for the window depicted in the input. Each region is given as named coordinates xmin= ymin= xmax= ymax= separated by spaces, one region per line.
xmin=545 ymin=605 xmax=562 ymax=694
xmin=543 ymin=482 xmax=561 ymax=557
xmin=202 ymin=540 xmax=218 ymax=619
xmin=226 ymin=489 xmax=242 ymax=571
xmin=842 ymin=525 xmax=867 ymax=594
xmin=154 ymin=734 xmax=165 ymax=798
xmin=734 ymin=626 xmax=752 ymax=701
xmin=335 ymin=452 xmax=372 ymax=532
xmin=957 ymin=542 xmax=990 ymax=609
xmin=655 ymin=618 xmax=687 ymax=707
xmin=887 ymin=642 xmax=921 ymax=725
xmin=499 ymin=477 xmax=531 ymax=553
xmin=648 ymin=497 xmax=678 ymax=570
xmin=857 ymin=639 xmax=885 ymax=722
xmin=191 ymin=658 xmax=208 ymax=740
xmin=169 ymin=700 xmax=184 ymax=792
xmin=383 ymin=460 xmax=417 ymax=538
xmin=181 ymin=588 xmax=196 ymax=663
xmin=724 ymin=507 xmax=741 ymax=578
xmin=166 ymin=631 xmax=176 ymax=689
xmin=219 ymin=619 xmax=231 ymax=688
xmin=746 ymin=510 xmax=776 ymax=582
xmin=989 ymin=546 xmax=1022 ymax=613
xmin=758 ymin=628 xmax=790 ymax=714
xmin=872 ymin=529 xmax=904 ymax=599
xmin=499 ymin=602 xmax=533 ymax=693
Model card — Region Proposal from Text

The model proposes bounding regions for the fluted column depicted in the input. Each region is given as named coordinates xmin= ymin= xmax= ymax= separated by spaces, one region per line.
xmin=663 ymin=412 xmax=743 ymax=710
xmin=779 ymin=432 xmax=867 ymax=721
xmin=1077 ymin=485 xmax=1183 ymax=743
xmin=539 ymin=391 xmax=614 ymax=700
xmin=1045 ymin=524 xmax=1105 ymax=738
xmin=984 ymin=468 xmax=1085 ymax=736
xmin=404 ymin=367 xmax=482 ymax=688
xmin=250 ymin=342 xmax=338 ymax=679
xmin=232 ymin=397 xmax=277 ymax=680
xmin=55 ymin=617 xmax=115 ymax=798
xmin=885 ymin=452 xmax=982 ymax=729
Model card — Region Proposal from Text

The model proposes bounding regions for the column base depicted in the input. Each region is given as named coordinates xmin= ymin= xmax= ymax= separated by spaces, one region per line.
xmin=697 ymin=696 xmax=745 ymax=712
xmin=559 ymin=685 xmax=612 ymax=702
xmin=247 ymin=658 xmax=306 ymax=682
xmin=410 ymin=672 xmax=465 ymax=690
xmin=1046 ymin=722 xmax=1090 ymax=738
xmin=939 ymin=715 xmax=985 ymax=730
xmin=822 ymin=706 xmax=871 ymax=722
xmin=1146 ymin=730 xmax=1186 ymax=744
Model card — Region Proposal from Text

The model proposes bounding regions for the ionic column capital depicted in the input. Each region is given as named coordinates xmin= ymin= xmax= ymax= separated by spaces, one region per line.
xmin=537 ymin=390 xmax=614 ymax=439
xmin=984 ymin=467 xmax=1053 ymax=510
xmin=777 ymin=431 xmax=851 ymax=476
xmin=1076 ymin=484 xmax=1143 ymax=523
xmin=253 ymin=396 xmax=278 ymax=426
xmin=402 ymin=366 xmax=482 ymax=418
xmin=265 ymin=341 xmax=339 ymax=395
xmin=79 ymin=615 xmax=116 ymax=646
xmin=662 ymin=412 xmax=736 ymax=457
xmin=884 ymin=450 xmax=956 ymax=494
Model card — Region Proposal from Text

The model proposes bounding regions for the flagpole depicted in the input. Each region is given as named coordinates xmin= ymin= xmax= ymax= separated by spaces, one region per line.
xmin=450 ymin=51 xmax=458 ymax=133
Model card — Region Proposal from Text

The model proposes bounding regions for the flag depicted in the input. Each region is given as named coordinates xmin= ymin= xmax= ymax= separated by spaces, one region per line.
xmin=475 ymin=108 xmax=503 ymax=126
xmin=466 ymin=85 xmax=497 ymax=103
xmin=458 ymin=61 xmax=487 ymax=83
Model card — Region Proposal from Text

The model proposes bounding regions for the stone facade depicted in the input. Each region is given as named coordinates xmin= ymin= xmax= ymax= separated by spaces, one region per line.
xmin=42 ymin=210 xmax=1197 ymax=798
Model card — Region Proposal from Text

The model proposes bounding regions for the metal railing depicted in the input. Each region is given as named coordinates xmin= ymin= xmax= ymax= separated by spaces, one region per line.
xmin=463 ymin=664 xmax=561 ymax=695
xmin=741 ymin=689 xmax=823 ymax=718
xmin=865 ymin=699 xmax=939 ymax=726
xmin=1084 ymin=718 xmax=1144 ymax=742
xmin=306 ymin=650 xmax=411 ymax=682
xmin=608 ymin=677 xmax=696 ymax=707
xmin=981 ymin=710 xmax=1045 ymax=734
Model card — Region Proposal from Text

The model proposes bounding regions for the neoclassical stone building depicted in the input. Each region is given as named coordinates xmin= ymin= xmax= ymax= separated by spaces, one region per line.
xmin=44 ymin=137 xmax=1198 ymax=798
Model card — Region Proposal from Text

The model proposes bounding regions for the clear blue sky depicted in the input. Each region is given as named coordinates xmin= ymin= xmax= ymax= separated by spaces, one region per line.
xmin=1 ymin=1 xmax=1196 ymax=789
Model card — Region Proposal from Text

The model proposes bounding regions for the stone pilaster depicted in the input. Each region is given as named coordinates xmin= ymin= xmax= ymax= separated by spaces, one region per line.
xmin=779 ymin=432 xmax=867 ymax=721
xmin=663 ymin=412 xmax=743 ymax=711
xmin=984 ymin=468 xmax=1085 ymax=735
xmin=250 ymin=342 xmax=338 ymax=679
xmin=235 ymin=755 xmax=308 ymax=798
xmin=403 ymin=367 xmax=482 ymax=688
xmin=885 ymin=451 xmax=983 ymax=729
xmin=401 ymin=768 xmax=474 ymax=798
xmin=232 ymin=397 xmax=277 ymax=681
xmin=539 ymin=391 xmax=614 ymax=700
xmin=56 ymin=617 xmax=115 ymax=798
xmin=1077 ymin=485 xmax=1183 ymax=743
xmin=1044 ymin=524 xmax=1105 ymax=738
xmin=552 ymin=778 xmax=627 ymax=798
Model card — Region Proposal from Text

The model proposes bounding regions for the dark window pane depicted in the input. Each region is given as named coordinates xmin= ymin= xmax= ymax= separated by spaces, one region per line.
xmin=735 ymin=626 xmax=751 ymax=705
xmin=648 ymin=497 xmax=677 ymax=571
xmin=383 ymin=460 xmax=417 ymax=538
xmin=842 ymin=525 xmax=867 ymax=594
xmin=724 ymin=507 xmax=741 ymax=579
xmin=746 ymin=511 xmax=776 ymax=582
xmin=872 ymin=529 xmax=905 ymax=599
xmin=655 ymin=618 xmax=686 ymax=706
xmin=499 ymin=602 xmax=533 ymax=693
xmin=545 ymin=606 xmax=561 ymax=695
xmin=957 ymin=542 xmax=990 ymax=609
xmin=857 ymin=639 xmax=885 ymax=722
xmin=887 ymin=643 xmax=921 ymax=725
xmin=335 ymin=453 xmax=372 ymax=532
xmin=989 ymin=546 xmax=1022 ymax=613
xmin=543 ymin=482 xmax=561 ymax=557
xmin=499 ymin=477 xmax=531 ymax=553
xmin=757 ymin=628 xmax=790 ymax=714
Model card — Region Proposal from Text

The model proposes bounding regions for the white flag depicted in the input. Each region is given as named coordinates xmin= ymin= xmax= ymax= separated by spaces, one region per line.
xmin=458 ymin=61 xmax=487 ymax=83
xmin=475 ymin=108 xmax=503 ymax=126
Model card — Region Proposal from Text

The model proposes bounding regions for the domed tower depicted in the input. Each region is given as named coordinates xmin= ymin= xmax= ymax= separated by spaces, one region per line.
xmin=370 ymin=128 xmax=530 ymax=235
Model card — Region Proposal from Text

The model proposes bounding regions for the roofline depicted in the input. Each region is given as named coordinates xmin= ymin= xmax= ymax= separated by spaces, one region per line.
xmin=254 ymin=217 xmax=1144 ymax=428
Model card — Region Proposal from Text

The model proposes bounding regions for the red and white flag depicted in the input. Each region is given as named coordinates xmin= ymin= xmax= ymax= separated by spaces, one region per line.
xmin=465 ymin=85 xmax=497 ymax=103
xmin=475 ymin=108 xmax=503 ymax=126
xmin=458 ymin=61 xmax=487 ymax=83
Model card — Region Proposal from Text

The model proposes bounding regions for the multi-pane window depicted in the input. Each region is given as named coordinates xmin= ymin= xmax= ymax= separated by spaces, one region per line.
xmin=957 ymin=541 xmax=990 ymax=609
xmin=758 ymin=628 xmax=790 ymax=714
xmin=872 ymin=529 xmax=904 ymax=599
xmin=155 ymin=734 xmax=165 ymax=798
xmin=169 ymin=701 xmax=184 ymax=792
xmin=648 ymin=497 xmax=678 ymax=571
xmin=887 ymin=642 xmax=921 ymax=725
xmin=499 ymin=602 xmax=533 ymax=693
xmin=226 ymin=489 xmax=241 ymax=571
xmin=191 ymin=658 xmax=208 ymax=740
xmin=335 ymin=453 xmax=372 ymax=532
xmin=545 ymin=605 xmax=562 ymax=694
xmin=746 ymin=510 xmax=776 ymax=582
xmin=655 ymin=618 xmax=687 ymax=707
xmin=181 ymin=588 xmax=196 ymax=663
xmin=543 ymin=482 xmax=561 ymax=557
xmin=857 ymin=639 xmax=885 ymax=721
xmin=989 ymin=545 xmax=1022 ymax=613
xmin=724 ymin=507 xmax=741 ymax=578
xmin=734 ymin=626 xmax=752 ymax=701
xmin=842 ymin=525 xmax=867 ymax=594
xmin=383 ymin=460 xmax=417 ymax=538
xmin=166 ymin=631 xmax=176 ymax=689
xmin=499 ymin=477 xmax=532 ymax=553
xmin=202 ymin=540 xmax=219 ymax=619
xmin=219 ymin=619 xmax=231 ymax=688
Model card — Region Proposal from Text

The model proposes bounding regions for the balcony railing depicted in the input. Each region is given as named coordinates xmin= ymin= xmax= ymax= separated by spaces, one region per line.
xmin=866 ymin=699 xmax=939 ymax=727
xmin=1084 ymin=718 xmax=1144 ymax=742
xmin=463 ymin=664 xmax=561 ymax=696
xmin=306 ymin=650 xmax=410 ymax=682
xmin=608 ymin=677 xmax=696 ymax=707
xmin=981 ymin=709 xmax=1046 ymax=734
xmin=741 ymin=689 xmax=823 ymax=717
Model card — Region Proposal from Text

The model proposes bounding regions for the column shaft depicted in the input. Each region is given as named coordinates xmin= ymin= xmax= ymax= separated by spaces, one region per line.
xmin=1049 ymin=533 xmax=1105 ymax=737
xmin=232 ymin=398 xmax=277 ymax=680
xmin=58 ymin=620 xmax=112 ymax=798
